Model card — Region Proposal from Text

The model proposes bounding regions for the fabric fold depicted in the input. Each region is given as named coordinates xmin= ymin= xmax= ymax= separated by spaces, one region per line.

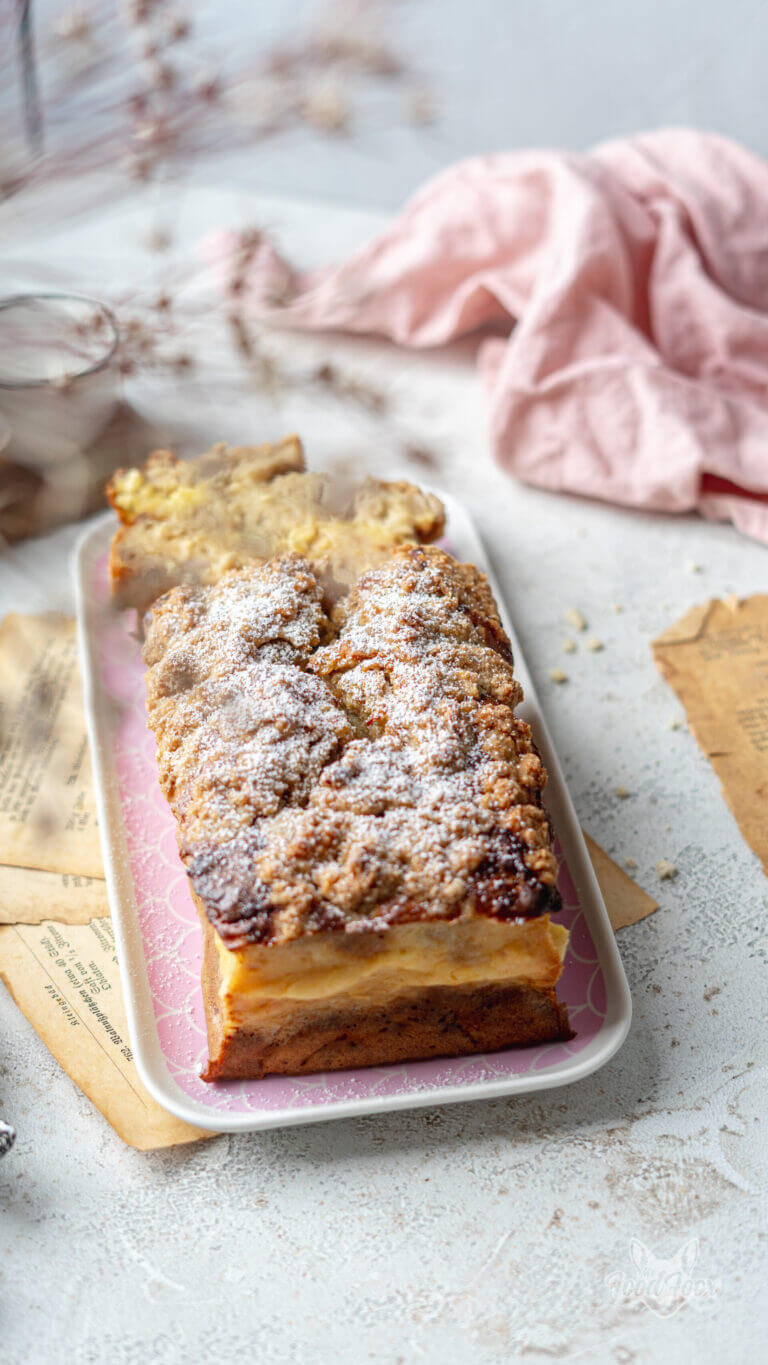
xmin=206 ymin=129 xmax=768 ymax=544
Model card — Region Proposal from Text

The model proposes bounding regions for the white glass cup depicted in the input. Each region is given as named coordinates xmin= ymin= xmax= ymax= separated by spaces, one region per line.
xmin=0 ymin=293 xmax=119 ymax=468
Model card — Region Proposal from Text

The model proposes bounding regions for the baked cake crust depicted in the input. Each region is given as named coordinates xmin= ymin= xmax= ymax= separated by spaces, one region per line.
xmin=142 ymin=544 xmax=570 ymax=1078
xmin=143 ymin=546 xmax=560 ymax=948
xmin=107 ymin=436 xmax=445 ymax=611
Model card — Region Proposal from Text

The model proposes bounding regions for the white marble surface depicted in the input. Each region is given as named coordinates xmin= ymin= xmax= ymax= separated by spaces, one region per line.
xmin=1 ymin=35 xmax=767 ymax=1360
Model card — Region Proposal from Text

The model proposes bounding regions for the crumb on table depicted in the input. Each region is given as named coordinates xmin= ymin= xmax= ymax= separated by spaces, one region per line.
xmin=564 ymin=607 xmax=587 ymax=631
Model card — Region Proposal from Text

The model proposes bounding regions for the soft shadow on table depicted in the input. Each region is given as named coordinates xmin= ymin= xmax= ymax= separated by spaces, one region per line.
xmin=0 ymin=402 xmax=167 ymax=543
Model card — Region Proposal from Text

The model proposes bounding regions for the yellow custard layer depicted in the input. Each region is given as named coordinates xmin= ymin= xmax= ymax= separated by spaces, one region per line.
xmin=215 ymin=916 xmax=568 ymax=1026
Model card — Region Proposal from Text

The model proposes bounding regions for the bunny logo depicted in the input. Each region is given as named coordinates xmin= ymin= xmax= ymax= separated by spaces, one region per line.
xmin=605 ymin=1238 xmax=721 ymax=1317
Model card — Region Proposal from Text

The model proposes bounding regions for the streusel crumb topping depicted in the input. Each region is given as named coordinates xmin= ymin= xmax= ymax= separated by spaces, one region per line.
xmin=143 ymin=547 xmax=560 ymax=948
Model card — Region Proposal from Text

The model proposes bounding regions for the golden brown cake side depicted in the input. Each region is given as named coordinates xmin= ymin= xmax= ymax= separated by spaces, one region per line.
xmin=107 ymin=436 xmax=446 ymax=611
xmin=142 ymin=546 xmax=569 ymax=1078
xmin=198 ymin=912 xmax=571 ymax=1080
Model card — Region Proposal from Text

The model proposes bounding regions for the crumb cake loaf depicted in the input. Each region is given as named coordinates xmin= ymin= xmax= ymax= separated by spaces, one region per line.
xmin=107 ymin=435 xmax=445 ymax=611
xmin=142 ymin=544 xmax=571 ymax=1079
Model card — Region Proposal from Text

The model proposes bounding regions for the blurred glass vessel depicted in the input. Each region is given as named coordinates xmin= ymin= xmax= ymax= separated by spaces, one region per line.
xmin=0 ymin=293 xmax=119 ymax=468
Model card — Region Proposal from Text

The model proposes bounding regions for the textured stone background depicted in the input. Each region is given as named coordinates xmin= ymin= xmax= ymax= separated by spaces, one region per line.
xmin=1 ymin=3 xmax=767 ymax=1359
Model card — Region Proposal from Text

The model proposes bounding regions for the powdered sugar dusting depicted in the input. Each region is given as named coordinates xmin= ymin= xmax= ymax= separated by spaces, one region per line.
xmin=143 ymin=547 xmax=561 ymax=947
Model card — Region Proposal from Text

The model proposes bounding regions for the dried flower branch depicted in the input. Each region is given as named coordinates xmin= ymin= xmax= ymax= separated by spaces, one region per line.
xmin=0 ymin=0 xmax=438 ymax=198
xmin=301 ymin=76 xmax=352 ymax=135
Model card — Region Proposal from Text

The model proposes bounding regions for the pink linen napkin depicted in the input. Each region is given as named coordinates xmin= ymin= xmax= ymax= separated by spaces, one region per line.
xmin=208 ymin=130 xmax=768 ymax=543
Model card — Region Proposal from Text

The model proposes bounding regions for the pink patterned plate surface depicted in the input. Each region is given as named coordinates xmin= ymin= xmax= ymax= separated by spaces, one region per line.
xmin=76 ymin=503 xmax=631 ymax=1131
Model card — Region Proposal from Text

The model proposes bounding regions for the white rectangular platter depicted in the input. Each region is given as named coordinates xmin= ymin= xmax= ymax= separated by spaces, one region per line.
xmin=75 ymin=496 xmax=631 ymax=1132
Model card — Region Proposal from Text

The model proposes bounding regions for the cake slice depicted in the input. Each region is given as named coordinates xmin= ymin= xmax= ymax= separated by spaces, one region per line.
xmin=107 ymin=435 xmax=445 ymax=612
xmin=142 ymin=546 xmax=571 ymax=1079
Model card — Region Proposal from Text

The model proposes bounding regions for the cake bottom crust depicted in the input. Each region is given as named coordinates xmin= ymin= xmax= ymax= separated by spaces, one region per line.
xmin=199 ymin=916 xmax=572 ymax=1081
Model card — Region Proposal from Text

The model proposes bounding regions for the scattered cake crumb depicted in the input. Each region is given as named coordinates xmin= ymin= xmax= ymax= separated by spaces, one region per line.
xmin=685 ymin=560 xmax=702 ymax=574
xmin=625 ymin=857 xmax=637 ymax=870
xmin=564 ymin=608 xmax=587 ymax=631
xmin=612 ymin=604 xmax=623 ymax=614
xmin=668 ymin=718 xmax=682 ymax=730
xmin=562 ymin=639 xmax=576 ymax=654
xmin=550 ymin=668 xmax=569 ymax=684
xmin=585 ymin=636 xmax=603 ymax=652
xmin=656 ymin=858 xmax=677 ymax=880
xmin=615 ymin=786 xmax=630 ymax=799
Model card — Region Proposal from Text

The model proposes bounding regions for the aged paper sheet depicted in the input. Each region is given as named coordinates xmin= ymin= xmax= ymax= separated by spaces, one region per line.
xmin=584 ymin=833 xmax=658 ymax=930
xmin=0 ymin=916 xmax=208 ymax=1149
xmin=653 ymin=594 xmax=768 ymax=876
xmin=0 ymin=864 xmax=108 ymax=925
xmin=0 ymin=614 xmax=102 ymax=877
